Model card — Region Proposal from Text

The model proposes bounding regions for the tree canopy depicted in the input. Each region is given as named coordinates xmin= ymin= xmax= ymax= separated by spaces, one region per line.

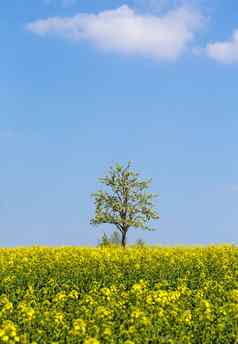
xmin=91 ymin=162 xmax=160 ymax=247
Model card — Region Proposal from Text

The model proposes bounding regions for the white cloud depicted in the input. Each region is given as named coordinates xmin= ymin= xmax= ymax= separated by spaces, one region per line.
xmin=26 ymin=5 xmax=203 ymax=61
xmin=206 ymin=30 xmax=238 ymax=64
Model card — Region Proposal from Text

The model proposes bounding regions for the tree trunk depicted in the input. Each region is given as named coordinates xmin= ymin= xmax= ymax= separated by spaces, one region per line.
xmin=121 ymin=231 xmax=127 ymax=248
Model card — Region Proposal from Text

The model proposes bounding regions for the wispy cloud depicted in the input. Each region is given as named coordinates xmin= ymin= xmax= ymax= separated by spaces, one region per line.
xmin=206 ymin=30 xmax=238 ymax=64
xmin=25 ymin=5 xmax=204 ymax=61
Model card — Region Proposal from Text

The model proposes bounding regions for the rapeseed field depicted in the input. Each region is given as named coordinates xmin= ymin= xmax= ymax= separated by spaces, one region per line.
xmin=0 ymin=245 xmax=237 ymax=343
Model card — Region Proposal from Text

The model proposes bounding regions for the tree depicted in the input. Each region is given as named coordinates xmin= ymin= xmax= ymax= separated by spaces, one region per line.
xmin=135 ymin=238 xmax=146 ymax=247
xmin=98 ymin=230 xmax=121 ymax=247
xmin=98 ymin=232 xmax=111 ymax=246
xmin=109 ymin=230 xmax=121 ymax=245
xmin=91 ymin=162 xmax=160 ymax=247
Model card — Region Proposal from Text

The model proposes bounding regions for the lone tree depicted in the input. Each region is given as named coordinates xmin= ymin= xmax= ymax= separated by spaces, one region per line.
xmin=91 ymin=162 xmax=160 ymax=247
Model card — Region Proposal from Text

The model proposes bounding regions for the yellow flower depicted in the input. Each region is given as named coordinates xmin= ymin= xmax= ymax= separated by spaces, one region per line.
xmin=128 ymin=326 xmax=136 ymax=335
xmin=53 ymin=292 xmax=67 ymax=303
xmin=2 ymin=335 xmax=9 ymax=342
xmin=26 ymin=308 xmax=35 ymax=321
xmin=68 ymin=290 xmax=79 ymax=299
xmin=95 ymin=306 xmax=112 ymax=319
xmin=84 ymin=338 xmax=100 ymax=344
xmin=181 ymin=311 xmax=192 ymax=324
xmin=0 ymin=320 xmax=18 ymax=340
xmin=229 ymin=289 xmax=238 ymax=302
xmin=140 ymin=316 xmax=151 ymax=327
xmin=54 ymin=312 xmax=64 ymax=324
xmin=0 ymin=296 xmax=13 ymax=313
xmin=131 ymin=280 xmax=147 ymax=295
xmin=3 ymin=302 xmax=13 ymax=312
xmin=198 ymin=300 xmax=213 ymax=321
xmin=70 ymin=319 xmax=86 ymax=336
xmin=103 ymin=327 xmax=112 ymax=337
xmin=131 ymin=308 xmax=143 ymax=319
xmin=101 ymin=288 xmax=111 ymax=297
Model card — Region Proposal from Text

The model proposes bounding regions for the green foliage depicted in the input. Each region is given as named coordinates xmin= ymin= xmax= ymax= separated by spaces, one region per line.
xmin=98 ymin=233 xmax=111 ymax=247
xmin=91 ymin=162 xmax=160 ymax=246
xmin=98 ymin=231 xmax=121 ymax=247
xmin=109 ymin=231 xmax=121 ymax=245
xmin=135 ymin=238 xmax=146 ymax=247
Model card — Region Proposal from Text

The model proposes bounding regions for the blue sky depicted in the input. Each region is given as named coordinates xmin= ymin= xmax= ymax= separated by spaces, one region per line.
xmin=1 ymin=0 xmax=238 ymax=246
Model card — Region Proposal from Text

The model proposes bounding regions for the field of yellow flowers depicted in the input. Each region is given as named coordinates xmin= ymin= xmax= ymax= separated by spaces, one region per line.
xmin=0 ymin=245 xmax=238 ymax=343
